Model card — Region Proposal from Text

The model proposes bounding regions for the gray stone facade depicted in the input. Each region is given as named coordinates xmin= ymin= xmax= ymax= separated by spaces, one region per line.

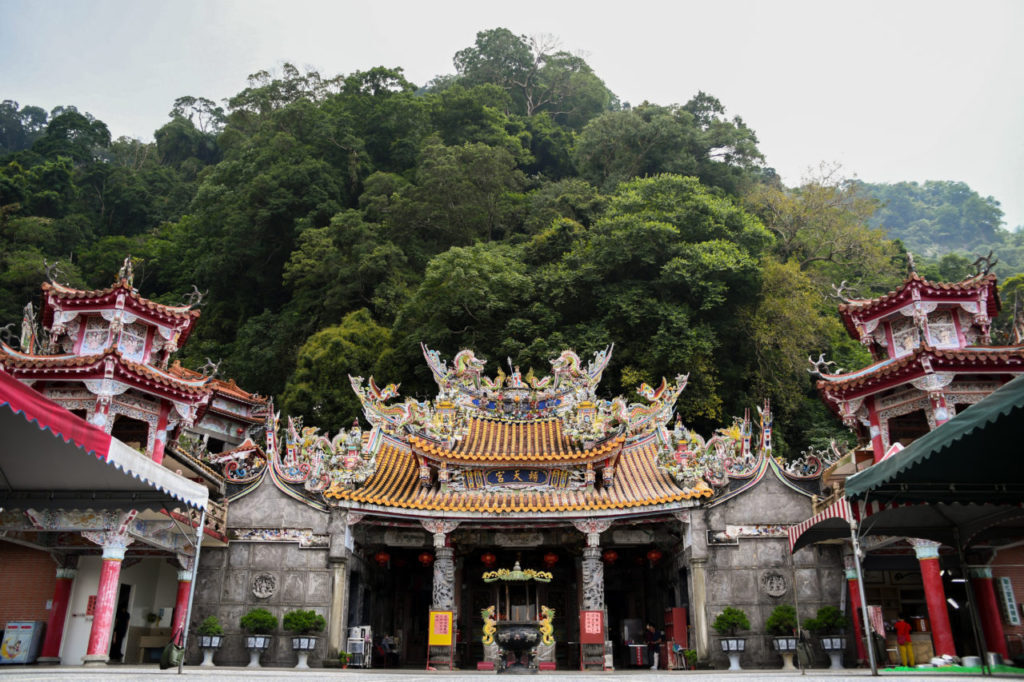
xmin=687 ymin=472 xmax=844 ymax=669
xmin=192 ymin=480 xmax=332 ymax=667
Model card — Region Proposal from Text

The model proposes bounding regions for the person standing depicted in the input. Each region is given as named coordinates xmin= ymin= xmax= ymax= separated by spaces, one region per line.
xmin=894 ymin=615 xmax=914 ymax=667
xmin=645 ymin=622 xmax=663 ymax=670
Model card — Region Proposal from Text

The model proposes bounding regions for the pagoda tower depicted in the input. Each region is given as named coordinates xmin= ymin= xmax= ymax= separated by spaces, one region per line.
xmin=817 ymin=270 xmax=1024 ymax=463
xmin=813 ymin=267 xmax=1024 ymax=662
xmin=0 ymin=258 xmax=267 ymax=466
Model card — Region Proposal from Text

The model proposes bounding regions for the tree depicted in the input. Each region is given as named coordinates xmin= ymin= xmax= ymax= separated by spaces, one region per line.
xmin=453 ymin=28 xmax=616 ymax=128
xmin=280 ymin=309 xmax=392 ymax=432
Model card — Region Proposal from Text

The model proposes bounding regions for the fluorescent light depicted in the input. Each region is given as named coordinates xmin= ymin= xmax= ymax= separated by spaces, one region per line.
xmin=947 ymin=598 xmax=960 ymax=610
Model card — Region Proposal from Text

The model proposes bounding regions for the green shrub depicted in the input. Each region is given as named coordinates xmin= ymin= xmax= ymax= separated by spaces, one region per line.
xmin=711 ymin=606 xmax=750 ymax=636
xmin=240 ymin=608 xmax=278 ymax=634
xmin=196 ymin=615 xmax=224 ymax=636
xmin=283 ymin=609 xmax=326 ymax=635
xmin=765 ymin=604 xmax=797 ymax=636
xmin=804 ymin=605 xmax=848 ymax=635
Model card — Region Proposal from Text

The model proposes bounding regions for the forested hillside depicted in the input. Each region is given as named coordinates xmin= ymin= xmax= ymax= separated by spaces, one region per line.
xmin=1 ymin=29 xmax=1015 ymax=455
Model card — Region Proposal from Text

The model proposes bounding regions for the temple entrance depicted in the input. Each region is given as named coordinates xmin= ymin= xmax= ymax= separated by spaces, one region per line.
xmin=604 ymin=548 xmax=678 ymax=669
xmin=460 ymin=547 xmax=578 ymax=670
xmin=364 ymin=550 xmax=434 ymax=667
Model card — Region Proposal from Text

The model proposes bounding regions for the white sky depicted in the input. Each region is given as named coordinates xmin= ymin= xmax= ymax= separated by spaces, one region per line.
xmin=3 ymin=0 xmax=1023 ymax=229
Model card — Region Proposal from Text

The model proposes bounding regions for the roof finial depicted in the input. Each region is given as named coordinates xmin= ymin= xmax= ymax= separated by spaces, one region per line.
xmin=43 ymin=259 xmax=68 ymax=285
xmin=117 ymin=255 xmax=134 ymax=287
xmin=183 ymin=284 xmax=207 ymax=309
xmin=906 ymin=251 xmax=917 ymax=276
xmin=972 ymin=250 xmax=998 ymax=277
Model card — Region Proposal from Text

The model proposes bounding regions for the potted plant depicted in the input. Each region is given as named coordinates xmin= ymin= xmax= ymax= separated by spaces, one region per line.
xmin=240 ymin=608 xmax=277 ymax=668
xmin=712 ymin=606 xmax=750 ymax=671
xmin=765 ymin=604 xmax=798 ymax=670
xmin=682 ymin=648 xmax=697 ymax=670
xmin=283 ymin=609 xmax=326 ymax=669
xmin=338 ymin=650 xmax=351 ymax=669
xmin=805 ymin=605 xmax=849 ymax=669
xmin=196 ymin=615 xmax=224 ymax=667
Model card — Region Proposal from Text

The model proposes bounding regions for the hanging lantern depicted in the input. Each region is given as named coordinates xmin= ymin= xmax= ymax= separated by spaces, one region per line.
xmin=646 ymin=548 xmax=663 ymax=565
xmin=601 ymin=549 xmax=618 ymax=564
xmin=481 ymin=552 xmax=497 ymax=568
xmin=543 ymin=551 xmax=559 ymax=568
xmin=418 ymin=552 xmax=434 ymax=567
xmin=374 ymin=550 xmax=391 ymax=567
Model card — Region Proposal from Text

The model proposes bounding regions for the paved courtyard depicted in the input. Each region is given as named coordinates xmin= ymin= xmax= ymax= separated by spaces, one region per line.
xmin=0 ymin=666 xmax=998 ymax=682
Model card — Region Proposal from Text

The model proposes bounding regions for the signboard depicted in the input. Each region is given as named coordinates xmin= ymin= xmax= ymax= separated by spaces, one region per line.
xmin=428 ymin=610 xmax=454 ymax=646
xmin=579 ymin=610 xmax=604 ymax=644
xmin=464 ymin=468 xmax=572 ymax=489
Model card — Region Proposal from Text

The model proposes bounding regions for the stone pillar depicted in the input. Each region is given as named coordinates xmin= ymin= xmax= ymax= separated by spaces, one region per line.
xmin=844 ymin=555 xmax=868 ymax=664
xmin=81 ymin=531 xmax=134 ymax=665
xmin=689 ymin=558 xmax=709 ymax=660
xmin=38 ymin=567 xmax=76 ymax=663
xmin=911 ymin=539 xmax=956 ymax=657
xmin=572 ymin=519 xmax=613 ymax=613
xmin=969 ymin=567 xmax=1008 ymax=659
xmin=327 ymin=510 xmax=358 ymax=656
xmin=421 ymin=519 xmax=459 ymax=613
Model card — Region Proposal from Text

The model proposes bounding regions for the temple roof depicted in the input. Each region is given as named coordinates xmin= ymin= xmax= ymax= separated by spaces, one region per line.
xmin=170 ymin=361 xmax=267 ymax=408
xmin=324 ymin=435 xmax=712 ymax=514
xmin=409 ymin=416 xmax=625 ymax=466
xmin=0 ymin=344 xmax=212 ymax=400
xmin=838 ymin=273 xmax=999 ymax=337
xmin=816 ymin=344 xmax=1024 ymax=400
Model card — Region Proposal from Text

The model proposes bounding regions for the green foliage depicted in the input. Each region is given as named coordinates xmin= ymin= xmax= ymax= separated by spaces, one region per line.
xmin=240 ymin=608 xmax=277 ymax=634
xmin=282 ymin=609 xmax=326 ymax=635
xmin=280 ymin=309 xmax=392 ymax=432
xmin=765 ymin=604 xmax=797 ymax=636
xmin=712 ymin=607 xmax=750 ymax=636
xmin=196 ymin=615 xmax=224 ymax=636
xmin=803 ymin=606 xmax=848 ymax=635
xmin=683 ymin=648 xmax=697 ymax=667
xmin=338 ymin=650 xmax=351 ymax=664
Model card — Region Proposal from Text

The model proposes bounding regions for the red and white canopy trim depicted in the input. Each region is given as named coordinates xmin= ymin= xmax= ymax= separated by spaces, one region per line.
xmin=787 ymin=498 xmax=852 ymax=552
xmin=0 ymin=370 xmax=207 ymax=510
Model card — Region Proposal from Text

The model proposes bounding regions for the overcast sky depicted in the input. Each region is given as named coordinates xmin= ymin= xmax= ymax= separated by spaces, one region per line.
xmin=3 ymin=0 xmax=1022 ymax=229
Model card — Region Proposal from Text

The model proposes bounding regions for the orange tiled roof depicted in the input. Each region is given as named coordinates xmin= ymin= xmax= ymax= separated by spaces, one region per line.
xmin=170 ymin=362 xmax=266 ymax=405
xmin=43 ymin=280 xmax=199 ymax=321
xmin=324 ymin=439 xmax=712 ymax=514
xmin=409 ymin=416 xmax=623 ymax=464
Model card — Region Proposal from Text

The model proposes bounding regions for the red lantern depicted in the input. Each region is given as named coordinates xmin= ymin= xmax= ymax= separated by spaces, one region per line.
xmin=418 ymin=552 xmax=434 ymax=567
xmin=543 ymin=551 xmax=559 ymax=568
xmin=481 ymin=552 xmax=497 ymax=568
xmin=601 ymin=549 xmax=618 ymax=564
xmin=646 ymin=549 xmax=663 ymax=564
xmin=374 ymin=550 xmax=390 ymax=567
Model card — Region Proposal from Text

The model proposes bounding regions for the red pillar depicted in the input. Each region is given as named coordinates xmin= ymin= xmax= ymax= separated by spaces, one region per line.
xmin=845 ymin=560 xmax=869 ymax=664
xmin=970 ymin=567 xmax=1008 ymax=658
xmin=81 ymin=533 xmax=133 ymax=666
xmin=151 ymin=403 xmax=171 ymax=464
xmin=867 ymin=398 xmax=886 ymax=462
xmin=912 ymin=540 xmax=956 ymax=657
xmin=37 ymin=567 xmax=76 ymax=663
xmin=171 ymin=570 xmax=192 ymax=637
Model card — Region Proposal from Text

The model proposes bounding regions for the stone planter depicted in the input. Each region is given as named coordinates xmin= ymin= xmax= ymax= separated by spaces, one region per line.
xmin=197 ymin=634 xmax=223 ymax=667
xmin=244 ymin=634 xmax=272 ymax=668
xmin=719 ymin=637 xmax=745 ymax=671
xmin=290 ymin=635 xmax=319 ymax=669
xmin=771 ymin=636 xmax=798 ymax=670
xmin=819 ymin=635 xmax=846 ymax=669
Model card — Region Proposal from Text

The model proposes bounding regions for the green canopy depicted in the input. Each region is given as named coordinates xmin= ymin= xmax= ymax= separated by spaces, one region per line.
xmin=845 ymin=373 xmax=1024 ymax=504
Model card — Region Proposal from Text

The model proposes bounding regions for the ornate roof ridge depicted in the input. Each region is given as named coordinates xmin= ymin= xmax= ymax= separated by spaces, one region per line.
xmin=42 ymin=280 xmax=200 ymax=320
xmin=838 ymin=272 xmax=998 ymax=317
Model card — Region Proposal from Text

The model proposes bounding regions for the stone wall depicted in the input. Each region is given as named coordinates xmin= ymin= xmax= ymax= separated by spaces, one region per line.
xmin=191 ymin=478 xmax=333 ymax=667
xmin=695 ymin=472 xmax=844 ymax=669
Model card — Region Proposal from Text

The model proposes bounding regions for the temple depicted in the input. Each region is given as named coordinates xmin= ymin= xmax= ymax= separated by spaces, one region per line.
xmin=794 ymin=264 xmax=1024 ymax=666
xmin=0 ymin=260 xmax=266 ymax=665
xmin=195 ymin=342 xmax=841 ymax=670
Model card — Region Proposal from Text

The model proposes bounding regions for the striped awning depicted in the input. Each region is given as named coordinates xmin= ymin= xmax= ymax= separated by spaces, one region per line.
xmin=787 ymin=498 xmax=853 ymax=552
